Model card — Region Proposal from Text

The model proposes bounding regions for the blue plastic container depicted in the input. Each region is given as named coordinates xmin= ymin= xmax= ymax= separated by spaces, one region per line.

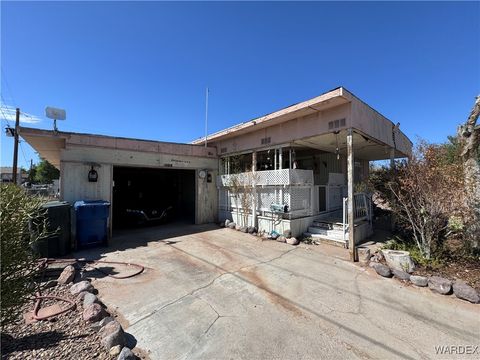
xmin=74 ymin=200 xmax=110 ymax=249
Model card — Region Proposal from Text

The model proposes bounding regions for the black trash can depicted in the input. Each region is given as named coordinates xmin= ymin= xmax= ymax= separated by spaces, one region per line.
xmin=32 ymin=201 xmax=72 ymax=257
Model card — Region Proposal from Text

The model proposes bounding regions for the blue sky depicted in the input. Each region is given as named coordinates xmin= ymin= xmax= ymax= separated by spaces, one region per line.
xmin=1 ymin=1 xmax=479 ymax=168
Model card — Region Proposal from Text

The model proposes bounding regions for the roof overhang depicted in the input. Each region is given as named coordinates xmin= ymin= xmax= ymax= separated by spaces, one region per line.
xmin=293 ymin=129 xmax=409 ymax=160
xmin=192 ymin=87 xmax=351 ymax=145
xmin=19 ymin=127 xmax=217 ymax=170
xmin=19 ymin=128 xmax=66 ymax=168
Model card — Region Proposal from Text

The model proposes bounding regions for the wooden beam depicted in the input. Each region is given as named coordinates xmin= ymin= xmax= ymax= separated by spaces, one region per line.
xmin=347 ymin=128 xmax=357 ymax=261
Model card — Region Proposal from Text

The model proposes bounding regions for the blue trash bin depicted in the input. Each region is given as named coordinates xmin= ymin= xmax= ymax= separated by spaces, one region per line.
xmin=74 ymin=200 xmax=110 ymax=249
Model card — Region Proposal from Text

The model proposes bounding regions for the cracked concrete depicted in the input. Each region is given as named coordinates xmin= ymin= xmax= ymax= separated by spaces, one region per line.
xmin=76 ymin=223 xmax=480 ymax=360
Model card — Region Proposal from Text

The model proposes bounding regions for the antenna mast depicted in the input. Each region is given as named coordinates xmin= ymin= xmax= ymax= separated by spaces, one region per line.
xmin=205 ymin=87 xmax=209 ymax=148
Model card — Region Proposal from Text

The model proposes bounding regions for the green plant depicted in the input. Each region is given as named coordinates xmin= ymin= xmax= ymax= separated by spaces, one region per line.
xmin=381 ymin=236 xmax=442 ymax=268
xmin=34 ymin=159 xmax=59 ymax=184
xmin=0 ymin=184 xmax=50 ymax=328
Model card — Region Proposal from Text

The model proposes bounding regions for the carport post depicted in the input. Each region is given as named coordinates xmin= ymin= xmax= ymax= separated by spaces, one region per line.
xmin=252 ymin=151 xmax=257 ymax=228
xmin=347 ymin=128 xmax=357 ymax=262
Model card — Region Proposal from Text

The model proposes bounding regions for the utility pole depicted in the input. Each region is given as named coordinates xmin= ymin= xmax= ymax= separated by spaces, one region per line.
xmin=12 ymin=108 xmax=20 ymax=185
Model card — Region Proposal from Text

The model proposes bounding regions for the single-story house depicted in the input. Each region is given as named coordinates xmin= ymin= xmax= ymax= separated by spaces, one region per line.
xmin=1 ymin=166 xmax=28 ymax=184
xmin=19 ymin=87 xmax=411 ymax=259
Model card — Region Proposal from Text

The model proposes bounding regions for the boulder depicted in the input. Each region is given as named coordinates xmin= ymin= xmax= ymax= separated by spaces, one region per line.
xmin=276 ymin=236 xmax=286 ymax=243
xmin=392 ymin=269 xmax=411 ymax=281
xmin=70 ymin=280 xmax=94 ymax=295
xmin=428 ymin=276 xmax=452 ymax=295
xmin=83 ymin=303 xmax=105 ymax=322
xmin=370 ymin=251 xmax=384 ymax=263
xmin=286 ymin=237 xmax=299 ymax=245
xmin=381 ymin=249 xmax=415 ymax=273
xmin=110 ymin=345 xmax=122 ymax=357
xmin=357 ymin=247 xmax=371 ymax=265
xmin=247 ymin=226 xmax=257 ymax=234
xmin=410 ymin=275 xmax=428 ymax=287
xmin=453 ymin=281 xmax=480 ymax=303
xmin=227 ymin=222 xmax=236 ymax=229
xmin=83 ymin=292 xmax=99 ymax=307
xmin=240 ymin=226 xmax=248 ymax=233
xmin=219 ymin=222 xmax=225 ymax=228
xmin=271 ymin=232 xmax=279 ymax=240
xmin=43 ymin=280 xmax=57 ymax=289
xmin=57 ymin=265 xmax=76 ymax=285
xmin=91 ymin=316 xmax=115 ymax=332
xmin=118 ymin=347 xmax=136 ymax=360
xmin=225 ymin=219 xmax=230 ymax=227
xmin=100 ymin=320 xmax=125 ymax=350
xmin=235 ymin=224 xmax=241 ymax=231
xmin=99 ymin=316 xmax=115 ymax=327
xmin=371 ymin=263 xmax=392 ymax=278
xmin=283 ymin=229 xmax=292 ymax=238
xmin=77 ymin=291 xmax=90 ymax=301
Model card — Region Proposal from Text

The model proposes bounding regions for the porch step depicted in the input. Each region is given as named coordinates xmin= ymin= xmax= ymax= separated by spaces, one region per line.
xmin=303 ymin=232 xmax=348 ymax=248
xmin=312 ymin=220 xmax=344 ymax=231
xmin=307 ymin=226 xmax=345 ymax=240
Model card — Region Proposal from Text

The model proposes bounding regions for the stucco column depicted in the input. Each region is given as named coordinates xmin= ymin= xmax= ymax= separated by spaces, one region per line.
xmin=347 ymin=128 xmax=357 ymax=261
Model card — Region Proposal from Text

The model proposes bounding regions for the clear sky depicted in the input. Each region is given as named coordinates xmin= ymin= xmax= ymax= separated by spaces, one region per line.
xmin=1 ymin=1 xmax=479 ymax=168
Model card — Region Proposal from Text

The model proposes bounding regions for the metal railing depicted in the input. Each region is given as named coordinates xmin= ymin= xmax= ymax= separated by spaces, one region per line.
xmin=342 ymin=192 xmax=372 ymax=240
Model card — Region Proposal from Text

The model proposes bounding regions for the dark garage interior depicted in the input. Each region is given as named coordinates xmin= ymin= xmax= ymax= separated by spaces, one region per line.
xmin=112 ymin=167 xmax=196 ymax=229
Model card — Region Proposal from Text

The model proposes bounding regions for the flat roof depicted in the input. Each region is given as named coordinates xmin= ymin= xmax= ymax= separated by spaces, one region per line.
xmin=192 ymin=87 xmax=351 ymax=144
xmin=192 ymin=86 xmax=412 ymax=147
xmin=19 ymin=127 xmax=217 ymax=168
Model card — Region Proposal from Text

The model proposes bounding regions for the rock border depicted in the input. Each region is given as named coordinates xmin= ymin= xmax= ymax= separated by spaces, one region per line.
xmin=56 ymin=265 xmax=141 ymax=359
xmin=368 ymin=251 xmax=479 ymax=304
xmin=221 ymin=220 xmax=299 ymax=247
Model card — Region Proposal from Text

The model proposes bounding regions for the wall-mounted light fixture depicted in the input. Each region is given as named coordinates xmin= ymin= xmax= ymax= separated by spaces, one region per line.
xmin=88 ymin=166 xmax=98 ymax=182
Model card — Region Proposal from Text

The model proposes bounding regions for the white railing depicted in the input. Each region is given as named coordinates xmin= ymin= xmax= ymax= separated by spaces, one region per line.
xmin=217 ymin=169 xmax=314 ymax=187
xmin=342 ymin=192 xmax=372 ymax=240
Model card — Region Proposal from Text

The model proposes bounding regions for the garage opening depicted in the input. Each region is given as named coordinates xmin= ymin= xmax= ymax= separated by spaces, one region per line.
xmin=112 ymin=167 xmax=195 ymax=229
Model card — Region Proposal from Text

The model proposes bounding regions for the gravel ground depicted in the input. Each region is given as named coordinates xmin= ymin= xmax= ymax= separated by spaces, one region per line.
xmin=1 ymin=281 xmax=142 ymax=360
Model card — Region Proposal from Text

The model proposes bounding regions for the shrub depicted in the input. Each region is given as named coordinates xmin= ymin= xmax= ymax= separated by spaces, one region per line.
xmin=0 ymin=184 xmax=50 ymax=327
xmin=372 ymin=141 xmax=469 ymax=260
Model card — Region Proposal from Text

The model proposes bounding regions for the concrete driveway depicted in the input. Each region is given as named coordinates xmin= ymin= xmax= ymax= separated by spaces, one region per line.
xmin=76 ymin=224 xmax=480 ymax=360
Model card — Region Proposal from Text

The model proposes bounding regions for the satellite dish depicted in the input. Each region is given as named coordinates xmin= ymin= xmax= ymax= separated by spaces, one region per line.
xmin=45 ymin=106 xmax=66 ymax=131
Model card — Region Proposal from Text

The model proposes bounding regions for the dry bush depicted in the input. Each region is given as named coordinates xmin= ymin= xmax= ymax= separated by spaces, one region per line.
xmin=372 ymin=142 xmax=470 ymax=259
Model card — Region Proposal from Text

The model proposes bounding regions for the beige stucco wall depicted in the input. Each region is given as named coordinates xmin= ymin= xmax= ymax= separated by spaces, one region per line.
xmin=213 ymin=104 xmax=350 ymax=155
xmin=59 ymin=145 xmax=219 ymax=228
xmin=210 ymin=98 xmax=411 ymax=159
xmin=350 ymin=98 xmax=412 ymax=156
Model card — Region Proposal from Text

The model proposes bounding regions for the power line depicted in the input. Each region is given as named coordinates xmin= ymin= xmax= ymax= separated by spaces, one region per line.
xmin=19 ymin=141 xmax=29 ymax=167
xmin=1 ymin=67 xmax=17 ymax=108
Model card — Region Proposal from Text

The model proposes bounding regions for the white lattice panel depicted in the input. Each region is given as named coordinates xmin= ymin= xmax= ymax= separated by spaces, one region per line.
xmin=289 ymin=187 xmax=311 ymax=211
xmin=218 ymin=169 xmax=313 ymax=187
xmin=257 ymin=188 xmax=278 ymax=211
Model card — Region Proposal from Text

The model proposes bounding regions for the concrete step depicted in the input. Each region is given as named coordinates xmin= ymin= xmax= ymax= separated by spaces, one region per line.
xmin=307 ymin=227 xmax=345 ymax=240
xmin=303 ymin=232 xmax=348 ymax=248
xmin=312 ymin=221 xmax=344 ymax=231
